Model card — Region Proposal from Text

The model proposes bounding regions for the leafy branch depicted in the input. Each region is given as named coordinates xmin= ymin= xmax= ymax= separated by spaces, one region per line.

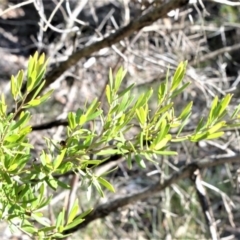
xmin=1 ymin=52 xmax=240 ymax=238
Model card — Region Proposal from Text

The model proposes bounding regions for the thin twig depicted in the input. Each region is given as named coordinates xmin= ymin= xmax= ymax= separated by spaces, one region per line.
xmin=210 ymin=0 xmax=240 ymax=6
xmin=191 ymin=169 xmax=219 ymax=240
xmin=20 ymin=0 xmax=190 ymax=105
xmin=191 ymin=43 xmax=240 ymax=65
xmin=0 ymin=0 xmax=34 ymax=17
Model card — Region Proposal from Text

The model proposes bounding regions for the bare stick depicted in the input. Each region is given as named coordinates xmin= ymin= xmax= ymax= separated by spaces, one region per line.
xmin=0 ymin=0 xmax=34 ymax=17
xmin=191 ymin=169 xmax=219 ymax=240
xmin=21 ymin=0 xmax=189 ymax=100
xmin=63 ymin=154 xmax=240 ymax=234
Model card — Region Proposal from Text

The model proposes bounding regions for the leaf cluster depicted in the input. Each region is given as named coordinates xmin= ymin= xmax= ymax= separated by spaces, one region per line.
xmin=0 ymin=53 xmax=240 ymax=239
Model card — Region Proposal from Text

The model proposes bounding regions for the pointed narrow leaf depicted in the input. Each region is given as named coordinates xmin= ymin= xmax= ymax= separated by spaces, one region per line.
xmin=68 ymin=112 xmax=76 ymax=130
xmin=63 ymin=216 xmax=85 ymax=231
xmin=67 ymin=199 xmax=79 ymax=224
xmin=106 ymin=84 xmax=112 ymax=104
xmin=179 ymin=101 xmax=192 ymax=120
xmin=153 ymin=134 xmax=172 ymax=150
xmin=207 ymin=96 xmax=219 ymax=125
xmin=207 ymin=121 xmax=226 ymax=134
xmin=206 ymin=131 xmax=224 ymax=140
xmin=118 ymin=83 xmax=135 ymax=98
xmin=53 ymin=148 xmax=67 ymax=170
xmin=218 ymin=94 xmax=232 ymax=116
xmin=135 ymin=154 xmax=146 ymax=169
xmin=109 ymin=68 xmax=113 ymax=90
xmin=10 ymin=75 xmax=17 ymax=99
xmin=170 ymin=61 xmax=187 ymax=91
xmin=114 ymin=67 xmax=127 ymax=92
xmin=98 ymin=177 xmax=115 ymax=192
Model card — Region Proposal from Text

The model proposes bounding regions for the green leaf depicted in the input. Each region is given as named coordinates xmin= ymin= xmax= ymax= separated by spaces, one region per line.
xmin=57 ymin=162 xmax=73 ymax=174
xmin=67 ymin=199 xmax=79 ymax=224
xmin=5 ymin=134 xmax=21 ymax=142
xmin=178 ymin=101 xmax=192 ymax=120
xmin=100 ymin=166 xmax=118 ymax=177
xmin=154 ymin=119 xmax=170 ymax=144
xmin=152 ymin=150 xmax=177 ymax=155
xmin=135 ymin=154 xmax=146 ymax=169
xmin=10 ymin=111 xmax=30 ymax=131
xmin=39 ymin=183 xmax=45 ymax=201
xmin=134 ymin=88 xmax=153 ymax=109
xmin=77 ymin=208 xmax=93 ymax=219
xmin=21 ymin=224 xmax=37 ymax=234
xmin=195 ymin=117 xmax=205 ymax=133
xmin=207 ymin=96 xmax=219 ymax=125
xmin=36 ymin=52 xmax=45 ymax=72
xmin=190 ymin=132 xmax=208 ymax=142
xmin=33 ymin=51 xmax=39 ymax=62
xmin=127 ymin=153 xmax=132 ymax=169
xmin=231 ymin=104 xmax=240 ymax=119
xmin=38 ymin=196 xmax=52 ymax=209
xmin=86 ymin=110 xmax=102 ymax=122
xmin=117 ymin=93 xmax=133 ymax=113
xmin=158 ymin=82 xmax=167 ymax=104
xmin=79 ymin=114 xmax=87 ymax=125
xmin=53 ymin=148 xmax=67 ymax=170
xmin=10 ymin=75 xmax=17 ymax=99
xmin=97 ymin=149 xmax=127 ymax=155
xmin=218 ymin=94 xmax=232 ymax=116
xmin=98 ymin=177 xmax=115 ymax=192
xmin=27 ymin=55 xmax=35 ymax=81
xmin=207 ymin=121 xmax=226 ymax=134
xmin=177 ymin=113 xmax=191 ymax=137
xmin=57 ymin=179 xmax=71 ymax=189
xmin=170 ymin=61 xmax=187 ymax=92
xmin=16 ymin=70 xmax=24 ymax=96
xmin=109 ymin=68 xmax=113 ymax=90
xmin=33 ymin=213 xmax=50 ymax=227
xmin=63 ymin=216 xmax=85 ymax=231
xmin=25 ymin=98 xmax=41 ymax=107
xmin=36 ymin=89 xmax=53 ymax=104
xmin=106 ymin=84 xmax=112 ymax=104
xmin=46 ymin=177 xmax=58 ymax=190
xmin=31 ymin=80 xmax=46 ymax=100
xmin=24 ymin=89 xmax=52 ymax=108
xmin=114 ymin=67 xmax=127 ymax=92
xmin=51 ymin=233 xmax=67 ymax=238
xmin=68 ymin=112 xmax=76 ymax=130
xmin=136 ymin=107 xmax=147 ymax=126
xmin=40 ymin=151 xmax=52 ymax=166
xmin=85 ymin=99 xmax=100 ymax=118
xmin=56 ymin=210 xmax=65 ymax=229
xmin=39 ymin=226 xmax=56 ymax=233
xmin=76 ymin=108 xmax=83 ymax=123
xmin=27 ymin=69 xmax=37 ymax=92
xmin=118 ymin=83 xmax=135 ymax=98
xmin=0 ymin=94 xmax=7 ymax=116
xmin=2 ymin=172 xmax=12 ymax=184
xmin=157 ymin=103 xmax=173 ymax=115
xmin=34 ymin=55 xmax=48 ymax=87
xmin=170 ymin=82 xmax=191 ymax=99
xmin=152 ymin=134 xmax=172 ymax=150
xmin=92 ymin=178 xmax=104 ymax=197
xmin=206 ymin=131 xmax=224 ymax=140
xmin=8 ymin=163 xmax=18 ymax=172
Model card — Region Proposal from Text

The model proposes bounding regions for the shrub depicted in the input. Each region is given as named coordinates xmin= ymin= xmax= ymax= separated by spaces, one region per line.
xmin=0 ymin=52 xmax=239 ymax=239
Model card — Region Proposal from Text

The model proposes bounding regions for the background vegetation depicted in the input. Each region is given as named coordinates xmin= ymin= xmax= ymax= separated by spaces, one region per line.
xmin=1 ymin=0 xmax=240 ymax=239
